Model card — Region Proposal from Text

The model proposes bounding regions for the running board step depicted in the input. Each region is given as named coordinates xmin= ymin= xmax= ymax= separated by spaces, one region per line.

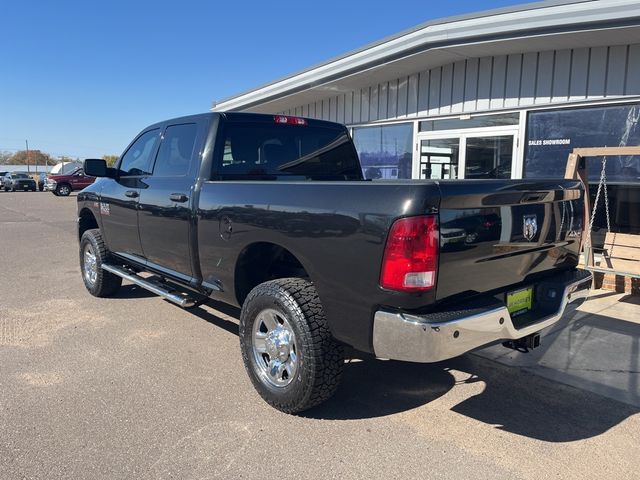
xmin=102 ymin=264 xmax=197 ymax=308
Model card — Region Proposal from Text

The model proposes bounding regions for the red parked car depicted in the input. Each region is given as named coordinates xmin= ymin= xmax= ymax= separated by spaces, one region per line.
xmin=44 ymin=167 xmax=96 ymax=196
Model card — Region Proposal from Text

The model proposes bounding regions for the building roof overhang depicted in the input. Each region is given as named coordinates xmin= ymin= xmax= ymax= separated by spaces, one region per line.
xmin=212 ymin=0 xmax=640 ymax=113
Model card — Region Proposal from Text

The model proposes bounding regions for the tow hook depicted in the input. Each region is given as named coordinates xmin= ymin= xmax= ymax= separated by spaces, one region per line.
xmin=502 ymin=332 xmax=541 ymax=353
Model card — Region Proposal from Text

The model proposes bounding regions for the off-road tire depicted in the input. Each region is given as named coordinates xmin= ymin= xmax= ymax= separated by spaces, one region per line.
xmin=239 ymin=278 xmax=344 ymax=414
xmin=56 ymin=184 xmax=71 ymax=196
xmin=80 ymin=229 xmax=122 ymax=297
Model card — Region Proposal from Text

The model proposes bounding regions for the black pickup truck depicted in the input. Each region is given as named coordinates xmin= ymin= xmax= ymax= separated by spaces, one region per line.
xmin=77 ymin=112 xmax=592 ymax=413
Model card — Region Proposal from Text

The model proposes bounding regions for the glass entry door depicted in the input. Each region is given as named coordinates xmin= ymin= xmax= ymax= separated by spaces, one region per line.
xmin=419 ymin=138 xmax=460 ymax=179
xmin=464 ymin=134 xmax=514 ymax=179
xmin=416 ymin=129 xmax=518 ymax=180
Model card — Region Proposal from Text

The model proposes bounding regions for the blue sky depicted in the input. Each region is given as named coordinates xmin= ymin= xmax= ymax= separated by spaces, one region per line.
xmin=0 ymin=0 xmax=532 ymax=159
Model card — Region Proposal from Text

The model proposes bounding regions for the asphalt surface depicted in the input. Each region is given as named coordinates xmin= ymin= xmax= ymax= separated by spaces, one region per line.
xmin=1 ymin=191 xmax=639 ymax=480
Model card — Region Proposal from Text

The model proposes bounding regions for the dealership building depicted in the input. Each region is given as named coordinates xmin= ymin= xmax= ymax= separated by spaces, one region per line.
xmin=213 ymin=0 xmax=640 ymax=234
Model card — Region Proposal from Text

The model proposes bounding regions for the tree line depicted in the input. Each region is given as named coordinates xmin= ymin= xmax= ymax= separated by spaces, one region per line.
xmin=0 ymin=150 xmax=119 ymax=167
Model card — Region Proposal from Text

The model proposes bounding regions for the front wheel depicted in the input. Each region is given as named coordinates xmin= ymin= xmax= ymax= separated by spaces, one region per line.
xmin=80 ymin=229 xmax=122 ymax=297
xmin=465 ymin=232 xmax=478 ymax=244
xmin=239 ymin=278 xmax=344 ymax=414
xmin=56 ymin=184 xmax=71 ymax=196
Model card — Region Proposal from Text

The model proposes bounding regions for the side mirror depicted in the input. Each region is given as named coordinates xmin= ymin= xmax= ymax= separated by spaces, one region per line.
xmin=84 ymin=159 xmax=115 ymax=178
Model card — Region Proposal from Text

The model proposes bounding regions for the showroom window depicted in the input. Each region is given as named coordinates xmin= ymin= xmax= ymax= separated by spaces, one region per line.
xmin=352 ymin=123 xmax=413 ymax=180
xmin=525 ymin=103 xmax=640 ymax=233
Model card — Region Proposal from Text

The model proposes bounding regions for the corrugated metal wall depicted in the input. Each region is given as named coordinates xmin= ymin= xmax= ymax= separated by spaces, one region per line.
xmin=284 ymin=44 xmax=640 ymax=124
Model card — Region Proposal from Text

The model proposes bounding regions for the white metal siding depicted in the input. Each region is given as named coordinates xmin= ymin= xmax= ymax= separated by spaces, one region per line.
xmin=282 ymin=43 xmax=640 ymax=122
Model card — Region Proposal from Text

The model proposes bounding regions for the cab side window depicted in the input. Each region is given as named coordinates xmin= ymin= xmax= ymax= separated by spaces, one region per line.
xmin=152 ymin=123 xmax=197 ymax=177
xmin=119 ymin=129 xmax=160 ymax=176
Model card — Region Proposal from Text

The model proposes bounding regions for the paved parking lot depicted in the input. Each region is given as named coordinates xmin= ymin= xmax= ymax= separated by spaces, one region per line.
xmin=1 ymin=191 xmax=639 ymax=479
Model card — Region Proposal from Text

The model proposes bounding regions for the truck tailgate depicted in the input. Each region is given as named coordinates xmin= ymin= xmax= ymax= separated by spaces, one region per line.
xmin=436 ymin=179 xmax=584 ymax=301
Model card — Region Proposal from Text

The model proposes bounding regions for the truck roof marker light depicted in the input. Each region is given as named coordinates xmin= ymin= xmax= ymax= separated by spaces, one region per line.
xmin=380 ymin=215 xmax=439 ymax=292
xmin=274 ymin=115 xmax=307 ymax=126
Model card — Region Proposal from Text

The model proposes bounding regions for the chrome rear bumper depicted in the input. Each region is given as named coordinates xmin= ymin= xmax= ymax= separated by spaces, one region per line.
xmin=372 ymin=270 xmax=592 ymax=363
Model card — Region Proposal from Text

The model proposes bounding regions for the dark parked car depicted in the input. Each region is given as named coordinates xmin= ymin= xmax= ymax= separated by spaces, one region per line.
xmin=77 ymin=112 xmax=592 ymax=413
xmin=2 ymin=172 xmax=37 ymax=192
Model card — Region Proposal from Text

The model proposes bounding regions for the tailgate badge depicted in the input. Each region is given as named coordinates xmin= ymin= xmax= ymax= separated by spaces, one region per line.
xmin=523 ymin=214 xmax=537 ymax=241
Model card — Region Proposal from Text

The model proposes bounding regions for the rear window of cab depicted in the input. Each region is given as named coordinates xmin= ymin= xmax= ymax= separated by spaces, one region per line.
xmin=213 ymin=121 xmax=363 ymax=181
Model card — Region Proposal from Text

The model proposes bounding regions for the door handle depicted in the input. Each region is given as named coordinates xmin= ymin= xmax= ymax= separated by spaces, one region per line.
xmin=169 ymin=193 xmax=188 ymax=203
xmin=124 ymin=190 xmax=139 ymax=198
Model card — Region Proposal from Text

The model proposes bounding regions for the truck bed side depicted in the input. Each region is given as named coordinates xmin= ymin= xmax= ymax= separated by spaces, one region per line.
xmin=196 ymin=181 xmax=441 ymax=352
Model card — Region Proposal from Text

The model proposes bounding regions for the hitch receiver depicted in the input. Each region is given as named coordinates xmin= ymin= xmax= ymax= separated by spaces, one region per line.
xmin=502 ymin=332 xmax=541 ymax=353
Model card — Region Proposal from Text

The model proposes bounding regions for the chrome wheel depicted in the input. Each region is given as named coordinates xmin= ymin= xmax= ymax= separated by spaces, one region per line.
xmin=58 ymin=185 xmax=70 ymax=196
xmin=83 ymin=243 xmax=98 ymax=285
xmin=252 ymin=308 xmax=298 ymax=388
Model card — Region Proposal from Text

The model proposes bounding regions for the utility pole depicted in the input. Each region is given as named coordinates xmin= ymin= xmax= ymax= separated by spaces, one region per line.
xmin=25 ymin=140 xmax=30 ymax=174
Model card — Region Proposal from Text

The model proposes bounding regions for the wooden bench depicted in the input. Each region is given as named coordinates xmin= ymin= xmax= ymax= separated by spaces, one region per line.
xmin=565 ymin=146 xmax=640 ymax=280
xmin=590 ymin=232 xmax=640 ymax=278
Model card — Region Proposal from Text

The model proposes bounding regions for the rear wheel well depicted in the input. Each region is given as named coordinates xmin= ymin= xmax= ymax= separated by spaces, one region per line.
xmin=78 ymin=208 xmax=99 ymax=242
xmin=235 ymin=243 xmax=309 ymax=305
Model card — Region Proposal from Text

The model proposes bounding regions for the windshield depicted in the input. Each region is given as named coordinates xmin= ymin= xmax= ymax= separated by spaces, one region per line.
xmin=215 ymin=122 xmax=363 ymax=181
xmin=62 ymin=163 xmax=82 ymax=174
xmin=50 ymin=162 xmax=81 ymax=175
xmin=11 ymin=173 xmax=30 ymax=179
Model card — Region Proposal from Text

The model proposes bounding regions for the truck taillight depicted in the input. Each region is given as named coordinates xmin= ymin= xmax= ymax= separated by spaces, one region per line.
xmin=274 ymin=115 xmax=307 ymax=126
xmin=380 ymin=215 xmax=439 ymax=292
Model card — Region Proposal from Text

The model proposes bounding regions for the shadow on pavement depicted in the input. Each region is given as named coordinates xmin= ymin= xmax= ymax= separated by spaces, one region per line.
xmin=478 ymin=300 xmax=640 ymax=408
xmin=620 ymin=294 xmax=640 ymax=306
xmin=448 ymin=355 xmax=638 ymax=442
xmin=304 ymin=356 xmax=456 ymax=420
xmin=185 ymin=300 xmax=639 ymax=442
xmin=189 ymin=301 xmax=241 ymax=337
xmin=305 ymin=354 xmax=638 ymax=442
xmin=113 ymin=284 xmax=157 ymax=299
